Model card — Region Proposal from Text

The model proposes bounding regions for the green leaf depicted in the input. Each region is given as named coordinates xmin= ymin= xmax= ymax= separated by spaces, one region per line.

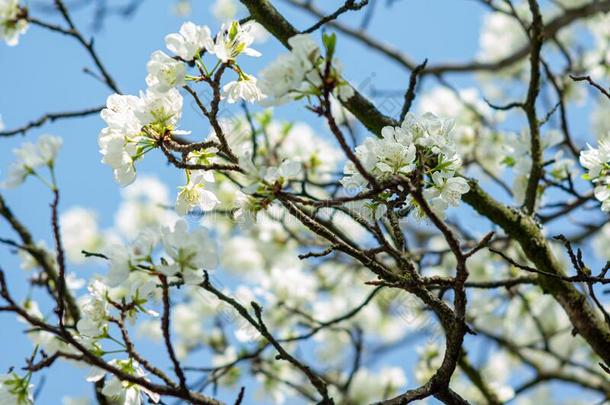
xmin=322 ymin=32 xmax=337 ymax=61
xmin=501 ymin=156 xmax=516 ymax=167
xmin=257 ymin=110 xmax=273 ymax=128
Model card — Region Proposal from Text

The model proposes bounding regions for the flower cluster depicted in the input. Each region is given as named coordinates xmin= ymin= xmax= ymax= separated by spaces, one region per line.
xmin=168 ymin=20 xmax=265 ymax=103
xmin=164 ymin=20 xmax=265 ymax=102
xmin=192 ymin=114 xmax=340 ymax=225
xmin=1 ymin=134 xmax=62 ymax=189
xmin=99 ymin=20 xmax=264 ymax=216
xmin=75 ymin=217 xmax=216 ymax=344
xmin=580 ymin=138 xmax=610 ymax=211
xmin=418 ymin=86 xmax=507 ymax=176
xmin=98 ymin=90 xmax=183 ymax=187
xmin=259 ymin=33 xmax=354 ymax=105
xmin=341 ymin=112 xmax=469 ymax=219
xmin=0 ymin=0 xmax=28 ymax=46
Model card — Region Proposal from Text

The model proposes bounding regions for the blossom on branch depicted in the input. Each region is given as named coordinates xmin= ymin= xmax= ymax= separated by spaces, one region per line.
xmin=0 ymin=0 xmax=27 ymax=46
xmin=581 ymin=137 xmax=610 ymax=211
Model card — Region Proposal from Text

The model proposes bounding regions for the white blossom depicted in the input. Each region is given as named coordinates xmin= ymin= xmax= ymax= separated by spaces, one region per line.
xmin=175 ymin=170 xmax=219 ymax=216
xmin=222 ymin=74 xmax=265 ymax=103
xmin=0 ymin=0 xmax=27 ymax=46
xmin=259 ymin=33 xmax=355 ymax=105
xmin=145 ymin=50 xmax=186 ymax=93
xmin=105 ymin=244 xmax=133 ymax=287
xmin=341 ymin=112 xmax=468 ymax=218
xmin=347 ymin=367 xmax=406 ymax=403
xmin=115 ymin=176 xmax=178 ymax=238
xmin=211 ymin=0 xmax=240 ymax=22
xmin=100 ymin=94 xmax=143 ymax=135
xmin=99 ymin=132 xmax=137 ymax=187
xmin=159 ymin=219 xmax=218 ymax=284
xmin=37 ymin=135 xmax=63 ymax=165
xmin=263 ymin=160 xmax=301 ymax=184
xmin=89 ymin=359 xmax=160 ymax=405
xmin=213 ymin=21 xmax=260 ymax=63
xmin=423 ymin=172 xmax=470 ymax=219
xmin=136 ymin=88 xmax=183 ymax=128
xmin=99 ymin=87 xmax=184 ymax=187
xmin=259 ymin=53 xmax=307 ymax=103
xmin=478 ymin=11 xmax=526 ymax=63
xmin=288 ymin=34 xmax=320 ymax=69
xmin=418 ymin=87 xmax=506 ymax=175
xmin=77 ymin=279 xmax=110 ymax=338
xmin=1 ymin=135 xmax=63 ymax=188
xmin=60 ymin=207 xmax=103 ymax=263
xmin=594 ymin=176 xmax=610 ymax=212
xmin=165 ymin=21 xmax=213 ymax=61
xmin=580 ymin=139 xmax=610 ymax=179
xmin=580 ymin=138 xmax=610 ymax=212
xmin=98 ymin=94 xmax=144 ymax=186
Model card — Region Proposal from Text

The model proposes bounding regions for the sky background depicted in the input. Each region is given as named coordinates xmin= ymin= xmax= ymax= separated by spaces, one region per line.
xmin=0 ymin=0 xmax=604 ymax=403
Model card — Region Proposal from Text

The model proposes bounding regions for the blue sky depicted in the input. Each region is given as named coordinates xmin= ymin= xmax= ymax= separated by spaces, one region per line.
xmin=0 ymin=0 xmax=602 ymax=403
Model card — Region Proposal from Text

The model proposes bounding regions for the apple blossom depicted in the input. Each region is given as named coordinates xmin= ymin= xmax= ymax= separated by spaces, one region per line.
xmin=115 ymin=176 xmax=178 ymax=238
xmin=211 ymin=0 xmax=240 ymax=23
xmin=1 ymin=134 xmax=62 ymax=188
xmin=423 ymin=172 xmax=471 ymax=219
xmin=159 ymin=219 xmax=218 ymax=284
xmin=136 ymin=88 xmax=183 ymax=128
xmin=89 ymin=359 xmax=160 ymax=405
xmin=100 ymin=94 xmax=143 ymax=135
xmin=4 ymin=5 xmax=610 ymax=405
xmin=76 ymin=279 xmax=110 ymax=338
xmin=175 ymin=170 xmax=220 ymax=215
xmin=145 ymin=50 xmax=186 ymax=93
xmin=213 ymin=21 xmax=260 ymax=63
xmin=0 ymin=0 xmax=27 ymax=46
xmin=580 ymin=138 xmax=610 ymax=179
xmin=222 ymin=73 xmax=265 ymax=103
xmin=60 ymin=207 xmax=104 ymax=263
xmin=165 ymin=21 xmax=214 ymax=61
xmin=258 ymin=52 xmax=307 ymax=102
xmin=342 ymin=112 xmax=469 ymax=218
xmin=259 ymin=33 xmax=354 ymax=104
